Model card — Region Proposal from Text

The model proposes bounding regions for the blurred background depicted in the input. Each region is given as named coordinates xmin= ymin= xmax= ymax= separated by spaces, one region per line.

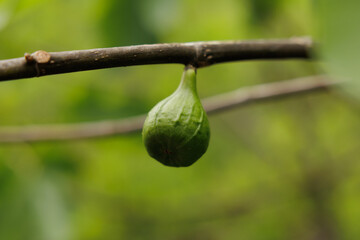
xmin=0 ymin=0 xmax=359 ymax=239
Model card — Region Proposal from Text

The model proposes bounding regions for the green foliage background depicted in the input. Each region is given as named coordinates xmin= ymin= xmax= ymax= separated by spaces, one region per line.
xmin=0 ymin=0 xmax=359 ymax=239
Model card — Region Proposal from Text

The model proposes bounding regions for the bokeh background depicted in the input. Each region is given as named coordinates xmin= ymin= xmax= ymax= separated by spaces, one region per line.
xmin=0 ymin=0 xmax=359 ymax=239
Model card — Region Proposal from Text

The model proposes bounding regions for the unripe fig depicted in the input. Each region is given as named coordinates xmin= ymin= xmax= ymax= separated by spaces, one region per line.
xmin=142 ymin=66 xmax=210 ymax=167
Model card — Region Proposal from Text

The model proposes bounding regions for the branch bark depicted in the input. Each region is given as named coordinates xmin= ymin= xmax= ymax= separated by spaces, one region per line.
xmin=0 ymin=37 xmax=313 ymax=81
xmin=0 ymin=75 xmax=338 ymax=143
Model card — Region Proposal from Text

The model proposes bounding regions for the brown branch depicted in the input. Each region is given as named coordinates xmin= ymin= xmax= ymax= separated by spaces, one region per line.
xmin=0 ymin=75 xmax=338 ymax=143
xmin=0 ymin=37 xmax=313 ymax=81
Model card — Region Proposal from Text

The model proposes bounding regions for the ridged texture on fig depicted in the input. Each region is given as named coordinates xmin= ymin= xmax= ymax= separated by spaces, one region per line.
xmin=142 ymin=67 xmax=210 ymax=167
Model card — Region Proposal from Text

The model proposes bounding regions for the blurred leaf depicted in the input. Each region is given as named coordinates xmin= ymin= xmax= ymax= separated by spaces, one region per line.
xmin=247 ymin=0 xmax=283 ymax=25
xmin=314 ymin=0 xmax=360 ymax=100
xmin=100 ymin=0 xmax=158 ymax=46
xmin=30 ymin=177 xmax=71 ymax=240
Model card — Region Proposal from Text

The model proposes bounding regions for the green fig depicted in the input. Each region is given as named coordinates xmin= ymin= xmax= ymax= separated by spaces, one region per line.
xmin=142 ymin=66 xmax=210 ymax=167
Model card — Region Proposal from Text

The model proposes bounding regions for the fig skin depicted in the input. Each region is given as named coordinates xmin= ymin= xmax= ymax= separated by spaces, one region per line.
xmin=142 ymin=66 xmax=210 ymax=167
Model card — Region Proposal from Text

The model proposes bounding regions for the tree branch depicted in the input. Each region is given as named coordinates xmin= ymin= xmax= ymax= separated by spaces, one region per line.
xmin=0 ymin=37 xmax=313 ymax=81
xmin=0 ymin=75 xmax=338 ymax=143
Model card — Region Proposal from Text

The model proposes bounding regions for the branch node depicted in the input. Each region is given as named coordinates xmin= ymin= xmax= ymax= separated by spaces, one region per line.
xmin=24 ymin=50 xmax=51 ymax=77
xmin=194 ymin=44 xmax=214 ymax=68
xmin=24 ymin=53 xmax=35 ymax=63
xmin=32 ymin=50 xmax=51 ymax=64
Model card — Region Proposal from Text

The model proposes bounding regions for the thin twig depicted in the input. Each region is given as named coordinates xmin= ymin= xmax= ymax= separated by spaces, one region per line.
xmin=0 ymin=75 xmax=338 ymax=143
xmin=0 ymin=37 xmax=313 ymax=81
